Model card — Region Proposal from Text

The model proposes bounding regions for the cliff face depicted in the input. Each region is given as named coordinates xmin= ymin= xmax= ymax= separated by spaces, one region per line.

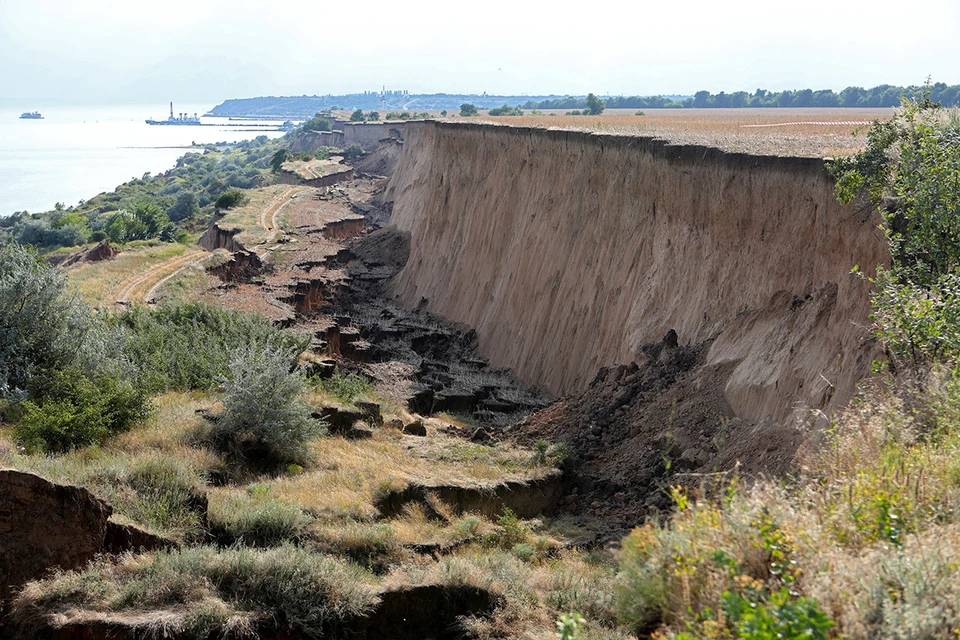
xmin=386 ymin=122 xmax=889 ymax=423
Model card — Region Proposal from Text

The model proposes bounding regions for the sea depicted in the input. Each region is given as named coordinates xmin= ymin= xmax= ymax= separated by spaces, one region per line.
xmin=0 ymin=102 xmax=288 ymax=217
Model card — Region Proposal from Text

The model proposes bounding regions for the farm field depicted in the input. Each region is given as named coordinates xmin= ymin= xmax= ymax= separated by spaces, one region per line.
xmin=479 ymin=108 xmax=894 ymax=157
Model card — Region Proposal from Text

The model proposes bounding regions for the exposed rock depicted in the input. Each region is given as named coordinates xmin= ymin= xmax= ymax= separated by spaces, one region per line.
xmin=384 ymin=419 xmax=404 ymax=430
xmin=406 ymin=388 xmax=434 ymax=415
xmin=0 ymin=470 xmax=111 ymax=602
xmin=103 ymin=522 xmax=177 ymax=555
xmin=312 ymin=407 xmax=364 ymax=435
xmin=354 ymin=401 xmax=383 ymax=427
xmin=402 ymin=420 xmax=427 ymax=437
xmin=375 ymin=470 xmax=564 ymax=519
xmin=470 ymin=428 xmax=491 ymax=443
xmin=354 ymin=584 xmax=498 ymax=640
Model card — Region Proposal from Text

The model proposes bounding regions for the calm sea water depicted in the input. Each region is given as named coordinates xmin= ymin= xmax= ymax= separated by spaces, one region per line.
xmin=0 ymin=103 xmax=287 ymax=216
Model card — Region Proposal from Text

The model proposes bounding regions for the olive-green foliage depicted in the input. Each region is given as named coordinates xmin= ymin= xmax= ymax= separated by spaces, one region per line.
xmin=385 ymin=111 xmax=430 ymax=120
xmin=314 ymin=369 xmax=372 ymax=404
xmin=301 ymin=114 xmax=332 ymax=132
xmin=828 ymin=91 xmax=960 ymax=366
xmin=214 ymin=189 xmax=246 ymax=210
xmin=344 ymin=144 xmax=363 ymax=159
xmin=9 ymin=545 xmax=378 ymax=638
xmin=209 ymin=484 xmax=310 ymax=546
xmin=3 ymin=136 xmax=279 ymax=251
xmin=270 ymin=148 xmax=289 ymax=173
xmin=0 ymin=243 xmax=131 ymax=398
xmin=488 ymin=104 xmax=523 ymax=116
xmin=15 ymin=367 xmax=150 ymax=452
xmin=214 ymin=345 xmax=323 ymax=466
xmin=460 ymin=103 xmax=479 ymax=117
xmin=830 ymin=93 xmax=960 ymax=286
xmin=585 ymin=93 xmax=605 ymax=115
xmin=115 ymin=301 xmax=309 ymax=393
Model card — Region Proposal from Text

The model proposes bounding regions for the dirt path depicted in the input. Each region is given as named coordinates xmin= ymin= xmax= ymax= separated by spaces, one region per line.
xmin=116 ymin=249 xmax=206 ymax=304
xmin=259 ymin=187 xmax=307 ymax=234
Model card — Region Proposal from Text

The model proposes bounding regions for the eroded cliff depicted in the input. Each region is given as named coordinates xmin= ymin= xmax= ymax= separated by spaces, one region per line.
xmin=386 ymin=122 xmax=889 ymax=424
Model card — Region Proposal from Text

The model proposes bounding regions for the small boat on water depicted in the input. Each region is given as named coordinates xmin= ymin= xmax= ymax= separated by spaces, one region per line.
xmin=146 ymin=102 xmax=201 ymax=126
xmin=19 ymin=112 xmax=43 ymax=119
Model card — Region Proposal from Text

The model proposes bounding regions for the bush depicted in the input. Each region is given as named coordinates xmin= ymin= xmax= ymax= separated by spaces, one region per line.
xmin=209 ymin=486 xmax=309 ymax=546
xmin=116 ymin=301 xmax=308 ymax=393
xmin=9 ymin=546 xmax=378 ymax=638
xmin=301 ymin=115 xmax=332 ymax=132
xmin=488 ymin=104 xmax=523 ymax=116
xmin=344 ymin=144 xmax=363 ymax=159
xmin=0 ymin=243 xmax=120 ymax=398
xmin=460 ymin=103 xmax=479 ymax=117
xmin=14 ymin=368 xmax=151 ymax=452
xmin=214 ymin=189 xmax=245 ymax=210
xmin=314 ymin=369 xmax=372 ymax=404
xmin=213 ymin=345 xmax=323 ymax=466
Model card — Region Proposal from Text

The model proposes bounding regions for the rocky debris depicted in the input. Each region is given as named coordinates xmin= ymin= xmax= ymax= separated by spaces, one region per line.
xmin=354 ymin=401 xmax=383 ymax=427
xmin=312 ymin=407 xmax=364 ymax=436
xmin=384 ymin=418 xmax=404 ymax=430
xmin=507 ymin=332 xmax=805 ymax=539
xmin=0 ymin=470 xmax=172 ymax=604
xmin=374 ymin=471 xmax=565 ymax=519
xmin=402 ymin=420 xmax=427 ymax=437
xmin=470 ymin=428 xmax=491 ymax=443
xmin=297 ymin=351 xmax=336 ymax=378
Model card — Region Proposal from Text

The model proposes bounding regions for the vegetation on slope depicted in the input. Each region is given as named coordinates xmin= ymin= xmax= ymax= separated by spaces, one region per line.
xmin=613 ymin=93 xmax=960 ymax=639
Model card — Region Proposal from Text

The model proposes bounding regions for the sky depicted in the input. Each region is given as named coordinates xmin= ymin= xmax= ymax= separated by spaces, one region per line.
xmin=2 ymin=0 xmax=958 ymax=104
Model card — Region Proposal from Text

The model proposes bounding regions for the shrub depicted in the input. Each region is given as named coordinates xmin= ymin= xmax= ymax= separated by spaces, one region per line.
xmin=344 ymin=144 xmax=363 ymax=159
xmin=214 ymin=189 xmax=245 ymax=210
xmin=460 ymin=103 xmax=479 ymax=117
xmin=213 ymin=345 xmax=323 ymax=466
xmin=301 ymin=115 xmax=332 ymax=132
xmin=15 ymin=368 xmax=151 ymax=453
xmin=116 ymin=301 xmax=308 ymax=393
xmin=0 ymin=243 xmax=126 ymax=398
xmin=314 ymin=369 xmax=372 ymax=404
xmin=488 ymin=105 xmax=523 ymax=116
xmin=8 ymin=546 xmax=378 ymax=638
xmin=209 ymin=487 xmax=309 ymax=546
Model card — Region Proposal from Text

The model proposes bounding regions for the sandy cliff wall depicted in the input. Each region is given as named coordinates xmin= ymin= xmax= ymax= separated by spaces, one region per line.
xmin=386 ymin=122 xmax=890 ymax=423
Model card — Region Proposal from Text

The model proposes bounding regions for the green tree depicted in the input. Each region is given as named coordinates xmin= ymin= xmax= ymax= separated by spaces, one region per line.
xmin=215 ymin=189 xmax=246 ymax=211
xmin=350 ymin=109 xmax=365 ymax=122
xmin=270 ymin=149 xmax=290 ymax=173
xmin=366 ymin=111 xmax=380 ymax=121
xmin=344 ymin=144 xmax=363 ymax=159
xmin=105 ymin=210 xmax=149 ymax=243
xmin=460 ymin=103 xmax=479 ymax=117
xmin=167 ymin=191 xmax=199 ymax=222
xmin=133 ymin=202 xmax=169 ymax=237
xmin=585 ymin=93 xmax=605 ymax=115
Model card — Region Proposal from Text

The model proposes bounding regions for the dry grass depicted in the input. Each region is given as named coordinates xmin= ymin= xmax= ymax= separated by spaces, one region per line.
xmin=217 ymin=185 xmax=308 ymax=246
xmin=616 ymin=369 xmax=960 ymax=639
xmin=266 ymin=430 xmax=554 ymax=522
xmin=476 ymin=108 xmax=894 ymax=158
xmin=281 ymin=158 xmax=345 ymax=180
xmin=67 ymin=242 xmax=191 ymax=307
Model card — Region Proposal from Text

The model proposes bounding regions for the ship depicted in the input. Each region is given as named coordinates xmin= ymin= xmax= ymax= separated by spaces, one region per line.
xmin=19 ymin=112 xmax=43 ymax=119
xmin=146 ymin=102 xmax=201 ymax=126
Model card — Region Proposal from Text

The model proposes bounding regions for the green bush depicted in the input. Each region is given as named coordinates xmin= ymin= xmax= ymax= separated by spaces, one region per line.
xmin=0 ymin=243 xmax=132 ymax=399
xmin=488 ymin=104 xmax=523 ymax=116
xmin=116 ymin=301 xmax=308 ymax=393
xmin=214 ymin=189 xmax=245 ymax=210
xmin=209 ymin=487 xmax=309 ymax=546
xmin=344 ymin=144 xmax=363 ymax=159
xmin=213 ymin=345 xmax=323 ymax=466
xmin=15 ymin=368 xmax=151 ymax=453
xmin=314 ymin=369 xmax=372 ymax=404
xmin=460 ymin=103 xmax=478 ymax=117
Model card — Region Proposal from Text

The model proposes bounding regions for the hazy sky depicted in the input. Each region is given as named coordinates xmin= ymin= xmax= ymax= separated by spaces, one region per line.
xmin=2 ymin=0 xmax=958 ymax=103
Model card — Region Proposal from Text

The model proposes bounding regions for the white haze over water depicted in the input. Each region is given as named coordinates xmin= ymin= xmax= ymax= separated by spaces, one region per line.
xmin=0 ymin=103 xmax=285 ymax=216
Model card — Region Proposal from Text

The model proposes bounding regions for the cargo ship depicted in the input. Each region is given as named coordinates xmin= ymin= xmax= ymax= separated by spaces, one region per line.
xmin=146 ymin=102 xmax=201 ymax=126
xmin=19 ymin=112 xmax=43 ymax=119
